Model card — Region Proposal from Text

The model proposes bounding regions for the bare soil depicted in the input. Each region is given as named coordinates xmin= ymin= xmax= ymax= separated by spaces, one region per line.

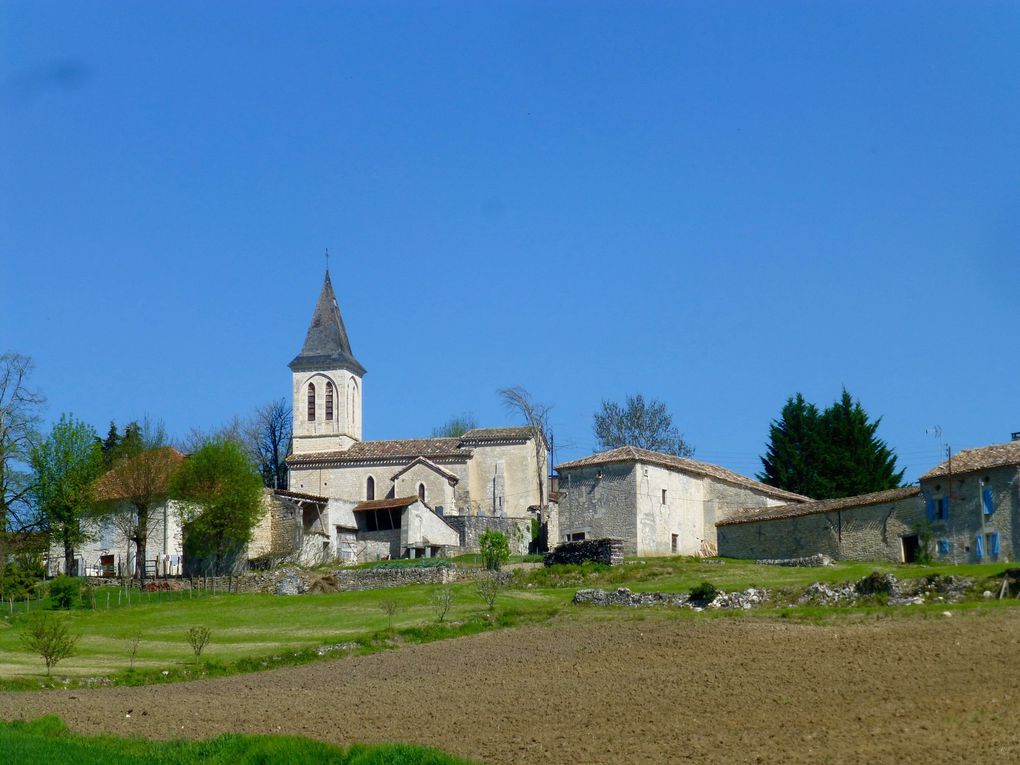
xmin=2 ymin=609 xmax=1019 ymax=764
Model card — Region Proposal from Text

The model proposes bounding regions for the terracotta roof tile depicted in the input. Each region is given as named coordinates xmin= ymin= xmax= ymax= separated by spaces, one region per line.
xmin=460 ymin=427 xmax=534 ymax=441
xmin=287 ymin=438 xmax=468 ymax=465
xmin=921 ymin=441 xmax=1020 ymax=480
xmin=717 ymin=486 xmax=920 ymax=526
xmin=555 ymin=446 xmax=809 ymax=503
xmin=353 ymin=496 xmax=420 ymax=512
xmin=274 ymin=489 xmax=329 ymax=503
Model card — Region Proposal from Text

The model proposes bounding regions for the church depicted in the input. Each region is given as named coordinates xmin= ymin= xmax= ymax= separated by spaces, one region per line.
xmin=276 ymin=271 xmax=549 ymax=562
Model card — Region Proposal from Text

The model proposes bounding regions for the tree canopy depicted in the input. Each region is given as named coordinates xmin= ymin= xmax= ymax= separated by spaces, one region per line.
xmin=758 ymin=389 xmax=904 ymax=500
xmin=593 ymin=393 xmax=694 ymax=457
xmin=30 ymin=414 xmax=104 ymax=575
xmin=431 ymin=414 xmax=477 ymax=438
xmin=169 ymin=439 xmax=264 ymax=574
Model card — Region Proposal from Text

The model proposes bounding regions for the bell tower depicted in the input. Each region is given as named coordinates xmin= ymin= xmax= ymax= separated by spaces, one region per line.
xmin=289 ymin=270 xmax=366 ymax=454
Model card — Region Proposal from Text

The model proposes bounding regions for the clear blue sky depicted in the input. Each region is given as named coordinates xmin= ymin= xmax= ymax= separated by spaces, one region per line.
xmin=3 ymin=1 xmax=1018 ymax=484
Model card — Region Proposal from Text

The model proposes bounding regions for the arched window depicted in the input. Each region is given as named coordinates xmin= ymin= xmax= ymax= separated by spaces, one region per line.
xmin=307 ymin=383 xmax=316 ymax=421
xmin=325 ymin=381 xmax=334 ymax=421
xmin=418 ymin=483 xmax=426 ymax=502
xmin=366 ymin=476 xmax=375 ymax=501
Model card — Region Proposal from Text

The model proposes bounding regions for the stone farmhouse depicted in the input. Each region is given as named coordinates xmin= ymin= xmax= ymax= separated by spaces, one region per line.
xmin=718 ymin=439 xmax=1020 ymax=564
xmin=270 ymin=271 xmax=548 ymax=562
xmin=554 ymin=446 xmax=808 ymax=556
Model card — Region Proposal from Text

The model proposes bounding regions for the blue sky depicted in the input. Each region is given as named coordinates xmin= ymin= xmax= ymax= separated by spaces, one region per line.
xmin=2 ymin=1 xmax=1018 ymax=483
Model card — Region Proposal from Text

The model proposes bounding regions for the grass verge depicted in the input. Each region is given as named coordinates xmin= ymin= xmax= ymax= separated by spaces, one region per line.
xmin=0 ymin=715 xmax=475 ymax=764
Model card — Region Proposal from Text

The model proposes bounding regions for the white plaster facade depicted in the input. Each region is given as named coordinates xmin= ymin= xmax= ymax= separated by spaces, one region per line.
xmin=555 ymin=446 xmax=808 ymax=557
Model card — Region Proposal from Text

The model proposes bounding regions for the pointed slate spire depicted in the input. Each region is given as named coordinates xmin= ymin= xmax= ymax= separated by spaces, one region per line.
xmin=289 ymin=270 xmax=366 ymax=376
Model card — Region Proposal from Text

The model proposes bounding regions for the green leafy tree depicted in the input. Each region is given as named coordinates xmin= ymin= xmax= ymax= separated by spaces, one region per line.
xmin=31 ymin=414 xmax=104 ymax=576
xmin=593 ymin=393 xmax=694 ymax=457
xmin=21 ymin=613 xmax=79 ymax=676
xmin=480 ymin=529 xmax=510 ymax=571
xmin=758 ymin=389 xmax=903 ymax=500
xmin=431 ymin=414 xmax=477 ymax=438
xmin=169 ymin=439 xmax=264 ymax=574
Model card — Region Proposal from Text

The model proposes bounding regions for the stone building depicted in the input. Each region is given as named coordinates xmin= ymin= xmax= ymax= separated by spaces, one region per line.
xmin=554 ymin=446 xmax=808 ymax=556
xmin=716 ymin=487 xmax=924 ymax=562
xmin=717 ymin=440 xmax=1020 ymax=564
xmin=282 ymin=271 xmax=544 ymax=561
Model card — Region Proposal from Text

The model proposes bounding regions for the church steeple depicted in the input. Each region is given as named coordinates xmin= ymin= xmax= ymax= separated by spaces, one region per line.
xmin=289 ymin=270 xmax=366 ymax=377
xmin=289 ymin=269 xmax=365 ymax=455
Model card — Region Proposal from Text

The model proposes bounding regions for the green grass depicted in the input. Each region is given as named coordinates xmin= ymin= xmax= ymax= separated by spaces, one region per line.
xmin=0 ymin=557 xmax=1015 ymax=689
xmin=0 ymin=716 xmax=475 ymax=764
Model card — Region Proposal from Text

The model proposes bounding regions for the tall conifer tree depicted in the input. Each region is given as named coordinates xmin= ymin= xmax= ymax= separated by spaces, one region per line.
xmin=759 ymin=390 xmax=903 ymax=500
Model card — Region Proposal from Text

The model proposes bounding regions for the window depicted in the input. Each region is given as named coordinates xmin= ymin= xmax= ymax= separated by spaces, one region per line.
xmin=307 ymin=383 xmax=316 ymax=421
xmin=937 ymin=538 xmax=950 ymax=555
xmin=982 ymin=487 xmax=995 ymax=516
xmin=325 ymin=382 xmax=334 ymax=421
xmin=418 ymin=483 xmax=426 ymax=502
xmin=671 ymin=534 xmax=679 ymax=554
xmin=987 ymin=532 xmax=1001 ymax=557
xmin=569 ymin=532 xmax=586 ymax=542
xmin=926 ymin=497 xmax=949 ymax=521
xmin=366 ymin=476 xmax=375 ymax=500
xmin=661 ymin=489 xmax=667 ymax=504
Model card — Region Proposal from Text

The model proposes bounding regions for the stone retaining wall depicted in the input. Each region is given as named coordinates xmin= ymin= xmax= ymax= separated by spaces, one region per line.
xmin=544 ymin=538 xmax=624 ymax=566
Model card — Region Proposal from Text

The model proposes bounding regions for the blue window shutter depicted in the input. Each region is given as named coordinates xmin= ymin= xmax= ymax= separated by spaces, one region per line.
xmin=991 ymin=533 xmax=1001 ymax=556
xmin=937 ymin=539 xmax=949 ymax=555
xmin=975 ymin=533 xmax=984 ymax=560
xmin=926 ymin=498 xmax=935 ymax=522
xmin=982 ymin=488 xmax=994 ymax=515
xmin=943 ymin=497 xmax=950 ymax=519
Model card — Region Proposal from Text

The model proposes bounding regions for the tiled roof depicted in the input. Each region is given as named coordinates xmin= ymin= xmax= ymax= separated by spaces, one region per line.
xmin=921 ymin=441 xmax=1020 ymax=480
xmin=289 ymin=270 xmax=366 ymax=376
xmin=555 ymin=446 xmax=809 ymax=503
xmin=93 ymin=448 xmax=185 ymax=502
xmin=274 ymin=489 xmax=329 ymax=503
xmin=390 ymin=457 xmax=460 ymax=483
xmin=287 ymin=438 xmax=468 ymax=465
xmin=460 ymin=427 xmax=534 ymax=441
xmin=353 ymin=496 xmax=420 ymax=512
xmin=717 ymin=486 xmax=920 ymax=527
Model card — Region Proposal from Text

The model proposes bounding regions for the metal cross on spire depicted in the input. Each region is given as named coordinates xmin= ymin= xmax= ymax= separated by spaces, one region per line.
xmin=325 ymin=247 xmax=330 ymax=274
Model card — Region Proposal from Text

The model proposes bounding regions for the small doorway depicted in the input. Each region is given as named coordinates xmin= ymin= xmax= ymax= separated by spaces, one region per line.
xmin=671 ymin=534 xmax=679 ymax=554
xmin=901 ymin=534 xmax=920 ymax=563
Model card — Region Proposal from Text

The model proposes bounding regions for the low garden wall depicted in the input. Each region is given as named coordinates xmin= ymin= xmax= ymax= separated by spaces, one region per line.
xmin=544 ymin=538 xmax=624 ymax=566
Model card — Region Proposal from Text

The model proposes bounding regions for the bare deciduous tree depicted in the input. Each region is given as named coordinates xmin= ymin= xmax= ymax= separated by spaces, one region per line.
xmin=0 ymin=353 xmax=45 ymax=535
xmin=593 ymin=393 xmax=694 ymax=457
xmin=244 ymin=399 xmax=291 ymax=489
xmin=499 ymin=386 xmax=550 ymax=513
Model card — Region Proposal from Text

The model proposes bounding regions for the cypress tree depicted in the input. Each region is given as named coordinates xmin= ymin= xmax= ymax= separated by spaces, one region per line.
xmin=758 ymin=394 xmax=829 ymax=498
xmin=759 ymin=389 xmax=904 ymax=500
xmin=819 ymin=389 xmax=904 ymax=498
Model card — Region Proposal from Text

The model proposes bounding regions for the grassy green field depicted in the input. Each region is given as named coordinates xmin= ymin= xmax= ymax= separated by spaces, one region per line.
xmin=0 ymin=557 xmax=1014 ymax=688
xmin=0 ymin=716 xmax=474 ymax=764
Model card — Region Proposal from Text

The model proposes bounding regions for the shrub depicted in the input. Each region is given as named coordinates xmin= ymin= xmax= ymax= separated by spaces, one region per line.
xmin=855 ymin=571 xmax=897 ymax=598
xmin=187 ymin=626 xmax=211 ymax=666
xmin=0 ymin=554 xmax=45 ymax=602
xmin=480 ymin=530 xmax=510 ymax=571
xmin=47 ymin=576 xmax=82 ymax=610
xmin=476 ymin=572 xmax=505 ymax=610
xmin=430 ymin=587 xmax=454 ymax=623
xmin=688 ymin=581 xmax=719 ymax=604
xmin=21 ymin=614 xmax=79 ymax=676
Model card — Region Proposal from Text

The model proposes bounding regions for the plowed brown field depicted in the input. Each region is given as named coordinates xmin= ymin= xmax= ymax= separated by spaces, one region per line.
xmin=2 ymin=609 xmax=1019 ymax=764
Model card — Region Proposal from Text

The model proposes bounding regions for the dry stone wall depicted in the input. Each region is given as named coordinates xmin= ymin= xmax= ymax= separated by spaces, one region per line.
xmin=544 ymin=538 xmax=624 ymax=566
